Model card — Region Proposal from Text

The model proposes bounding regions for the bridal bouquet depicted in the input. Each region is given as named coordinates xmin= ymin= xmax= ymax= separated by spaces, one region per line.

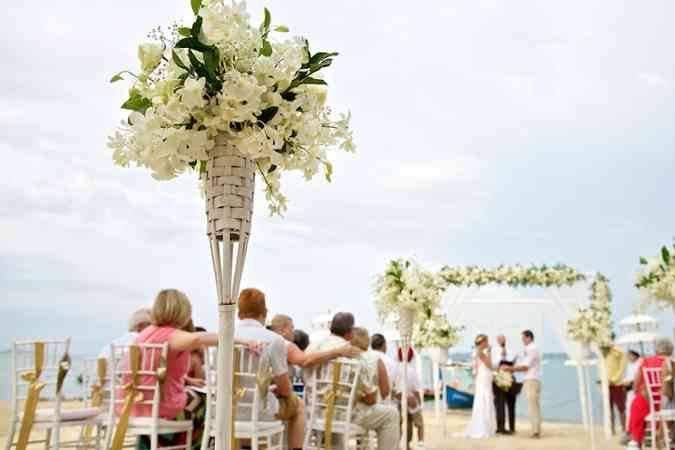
xmin=635 ymin=243 xmax=675 ymax=309
xmin=108 ymin=0 xmax=354 ymax=215
xmin=566 ymin=274 xmax=612 ymax=346
xmin=374 ymin=259 xmax=444 ymax=322
xmin=494 ymin=370 xmax=514 ymax=391
xmin=412 ymin=311 xmax=462 ymax=349
xmin=439 ymin=264 xmax=585 ymax=288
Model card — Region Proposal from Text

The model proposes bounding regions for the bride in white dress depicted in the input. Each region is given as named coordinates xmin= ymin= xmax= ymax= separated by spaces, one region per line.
xmin=464 ymin=334 xmax=497 ymax=439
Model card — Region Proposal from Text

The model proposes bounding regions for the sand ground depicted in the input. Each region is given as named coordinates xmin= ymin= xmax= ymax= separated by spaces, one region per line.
xmin=0 ymin=400 xmax=624 ymax=450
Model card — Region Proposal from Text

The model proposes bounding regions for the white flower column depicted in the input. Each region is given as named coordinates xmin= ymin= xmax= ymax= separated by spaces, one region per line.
xmin=427 ymin=346 xmax=449 ymax=419
xmin=205 ymin=134 xmax=255 ymax=450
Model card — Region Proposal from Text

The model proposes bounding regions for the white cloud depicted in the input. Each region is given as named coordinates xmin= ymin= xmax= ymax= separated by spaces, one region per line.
xmin=44 ymin=16 xmax=73 ymax=37
xmin=638 ymin=72 xmax=671 ymax=89
xmin=374 ymin=158 xmax=483 ymax=191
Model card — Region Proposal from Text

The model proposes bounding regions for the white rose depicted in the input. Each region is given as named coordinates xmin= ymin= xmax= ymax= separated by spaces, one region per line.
xmin=180 ymin=77 xmax=207 ymax=109
xmin=138 ymin=43 xmax=164 ymax=72
xmin=647 ymin=257 xmax=661 ymax=273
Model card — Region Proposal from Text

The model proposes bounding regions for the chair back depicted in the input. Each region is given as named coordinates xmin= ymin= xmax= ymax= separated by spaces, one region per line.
xmin=643 ymin=366 xmax=663 ymax=413
xmin=8 ymin=339 xmax=71 ymax=418
xmin=81 ymin=357 xmax=110 ymax=409
xmin=305 ymin=357 xmax=361 ymax=436
xmin=108 ymin=343 xmax=168 ymax=422
xmin=203 ymin=344 xmax=272 ymax=425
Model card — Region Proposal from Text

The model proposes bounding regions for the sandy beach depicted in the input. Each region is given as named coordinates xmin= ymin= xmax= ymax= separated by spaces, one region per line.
xmin=0 ymin=400 xmax=623 ymax=450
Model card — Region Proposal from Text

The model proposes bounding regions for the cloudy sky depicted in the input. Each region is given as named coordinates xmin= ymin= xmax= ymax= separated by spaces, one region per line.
xmin=1 ymin=0 xmax=674 ymax=354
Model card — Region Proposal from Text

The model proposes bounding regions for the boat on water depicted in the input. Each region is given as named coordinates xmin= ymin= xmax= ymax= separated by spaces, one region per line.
xmin=446 ymin=385 xmax=474 ymax=409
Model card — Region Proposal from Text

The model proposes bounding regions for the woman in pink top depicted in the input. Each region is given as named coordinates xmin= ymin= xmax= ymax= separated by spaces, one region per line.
xmin=130 ymin=289 xmax=252 ymax=450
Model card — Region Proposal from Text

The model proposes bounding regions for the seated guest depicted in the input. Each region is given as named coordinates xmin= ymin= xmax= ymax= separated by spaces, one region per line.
xmin=351 ymin=327 xmax=390 ymax=400
xmin=294 ymin=329 xmax=310 ymax=351
xmin=627 ymin=337 xmax=674 ymax=447
xmin=185 ymin=325 xmax=207 ymax=388
xmin=270 ymin=313 xmax=361 ymax=368
xmin=305 ymin=312 xmax=400 ymax=450
xmin=99 ymin=307 xmax=151 ymax=358
xmin=235 ymin=289 xmax=305 ymax=450
xmin=371 ymin=333 xmax=397 ymax=400
xmin=131 ymin=289 xmax=253 ymax=450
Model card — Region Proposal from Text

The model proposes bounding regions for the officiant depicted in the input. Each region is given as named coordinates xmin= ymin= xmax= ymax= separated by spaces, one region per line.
xmin=491 ymin=334 xmax=521 ymax=434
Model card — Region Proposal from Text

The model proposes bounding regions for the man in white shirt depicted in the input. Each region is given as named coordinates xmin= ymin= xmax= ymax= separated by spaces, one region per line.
xmin=491 ymin=334 xmax=519 ymax=435
xmin=306 ymin=313 xmax=400 ymax=450
xmin=505 ymin=329 xmax=542 ymax=438
xmin=234 ymin=288 xmax=305 ymax=450
xmin=98 ymin=307 xmax=151 ymax=358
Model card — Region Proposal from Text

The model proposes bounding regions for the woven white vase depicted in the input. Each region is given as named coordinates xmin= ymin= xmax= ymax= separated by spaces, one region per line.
xmin=398 ymin=305 xmax=416 ymax=337
xmin=205 ymin=133 xmax=256 ymax=241
xmin=575 ymin=341 xmax=592 ymax=362
xmin=204 ymin=133 xmax=256 ymax=450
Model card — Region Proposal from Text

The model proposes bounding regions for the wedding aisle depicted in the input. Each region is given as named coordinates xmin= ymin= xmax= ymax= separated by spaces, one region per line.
xmin=421 ymin=411 xmax=623 ymax=450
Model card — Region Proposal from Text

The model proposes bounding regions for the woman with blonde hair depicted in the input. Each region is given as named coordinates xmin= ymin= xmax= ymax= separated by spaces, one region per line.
xmin=131 ymin=289 xmax=253 ymax=450
xmin=464 ymin=334 xmax=497 ymax=439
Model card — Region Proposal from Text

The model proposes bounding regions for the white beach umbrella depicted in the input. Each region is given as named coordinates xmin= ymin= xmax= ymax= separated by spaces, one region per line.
xmin=616 ymin=331 xmax=659 ymax=345
xmin=618 ymin=314 xmax=659 ymax=332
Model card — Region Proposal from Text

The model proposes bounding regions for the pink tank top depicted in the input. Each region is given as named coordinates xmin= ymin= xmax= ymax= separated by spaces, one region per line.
xmin=131 ymin=325 xmax=191 ymax=419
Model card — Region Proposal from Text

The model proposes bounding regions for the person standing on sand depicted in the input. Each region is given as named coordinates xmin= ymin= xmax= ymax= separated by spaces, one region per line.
xmin=490 ymin=334 xmax=520 ymax=435
xmin=504 ymin=330 xmax=542 ymax=438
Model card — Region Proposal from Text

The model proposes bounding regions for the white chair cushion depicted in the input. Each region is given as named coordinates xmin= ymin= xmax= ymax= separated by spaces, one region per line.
xmin=127 ymin=417 xmax=193 ymax=432
xmin=310 ymin=419 xmax=366 ymax=436
xmin=35 ymin=408 xmax=103 ymax=422
xmin=234 ymin=420 xmax=284 ymax=438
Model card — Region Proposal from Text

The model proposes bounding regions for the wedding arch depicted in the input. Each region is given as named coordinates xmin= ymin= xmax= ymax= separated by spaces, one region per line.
xmin=438 ymin=264 xmax=614 ymax=445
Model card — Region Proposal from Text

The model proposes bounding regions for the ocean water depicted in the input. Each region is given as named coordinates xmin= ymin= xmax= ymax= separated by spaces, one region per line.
xmin=0 ymin=352 xmax=604 ymax=423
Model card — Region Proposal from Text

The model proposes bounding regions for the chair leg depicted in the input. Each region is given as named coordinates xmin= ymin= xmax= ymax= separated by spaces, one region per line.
xmin=186 ymin=428 xmax=192 ymax=450
xmin=45 ymin=429 xmax=52 ymax=450
xmin=4 ymin=419 xmax=17 ymax=450
xmin=150 ymin=431 xmax=158 ymax=450
xmin=53 ymin=423 xmax=61 ymax=450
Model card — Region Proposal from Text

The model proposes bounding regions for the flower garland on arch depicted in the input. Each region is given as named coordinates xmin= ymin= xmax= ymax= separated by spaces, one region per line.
xmin=565 ymin=274 xmax=613 ymax=347
xmin=438 ymin=264 xmax=586 ymax=288
xmin=373 ymin=259 xmax=444 ymax=323
xmin=635 ymin=242 xmax=675 ymax=309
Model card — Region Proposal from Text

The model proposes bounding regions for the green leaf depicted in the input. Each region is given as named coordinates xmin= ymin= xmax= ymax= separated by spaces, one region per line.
xmin=191 ymin=16 xmax=203 ymax=37
xmin=121 ymin=91 xmax=152 ymax=114
xmin=188 ymin=50 xmax=208 ymax=78
xmin=301 ymin=77 xmax=327 ymax=86
xmin=662 ymin=246 xmax=671 ymax=264
xmin=191 ymin=0 xmax=202 ymax=15
xmin=178 ymin=27 xmax=192 ymax=37
xmin=172 ymin=50 xmax=189 ymax=71
xmin=309 ymin=51 xmax=338 ymax=66
xmin=274 ymin=25 xmax=289 ymax=32
xmin=260 ymin=7 xmax=271 ymax=33
xmin=260 ymin=40 xmax=273 ymax=57
xmin=109 ymin=70 xmax=137 ymax=83
xmin=256 ymin=106 xmax=279 ymax=124
xmin=175 ymin=37 xmax=211 ymax=53
xmin=322 ymin=160 xmax=333 ymax=182
xmin=640 ymin=257 xmax=648 ymax=265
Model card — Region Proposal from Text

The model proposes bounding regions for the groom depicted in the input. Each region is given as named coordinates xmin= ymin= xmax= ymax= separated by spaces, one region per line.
xmin=491 ymin=334 xmax=521 ymax=435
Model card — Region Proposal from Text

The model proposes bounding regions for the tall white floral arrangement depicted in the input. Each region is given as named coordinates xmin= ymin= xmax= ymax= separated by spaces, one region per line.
xmin=566 ymin=274 xmax=613 ymax=347
xmin=635 ymin=243 xmax=675 ymax=309
xmin=108 ymin=0 xmax=354 ymax=215
xmin=373 ymin=259 xmax=443 ymax=322
xmin=412 ymin=310 xmax=463 ymax=349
